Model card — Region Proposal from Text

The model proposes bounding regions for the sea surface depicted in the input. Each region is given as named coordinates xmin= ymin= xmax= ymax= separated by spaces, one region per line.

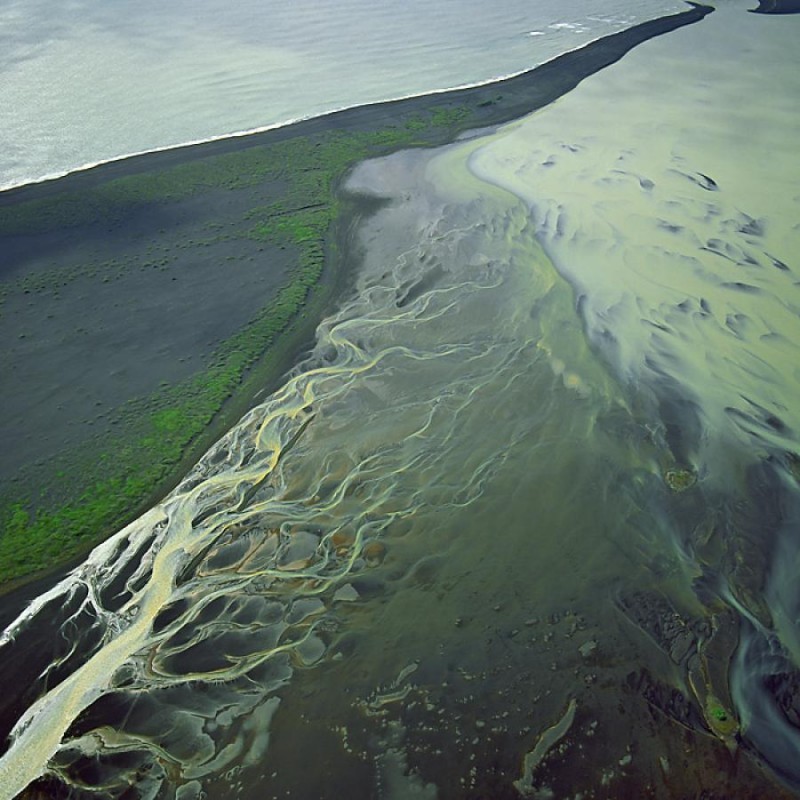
xmin=0 ymin=0 xmax=683 ymax=191
xmin=2 ymin=2 xmax=800 ymax=798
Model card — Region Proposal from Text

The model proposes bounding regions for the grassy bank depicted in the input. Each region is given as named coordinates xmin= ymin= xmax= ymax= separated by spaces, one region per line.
xmin=0 ymin=108 xmax=476 ymax=588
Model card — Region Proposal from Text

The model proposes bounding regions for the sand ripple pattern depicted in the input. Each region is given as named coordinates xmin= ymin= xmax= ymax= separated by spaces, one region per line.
xmin=2 ymin=6 xmax=800 ymax=794
xmin=468 ymin=2 xmax=800 ymax=477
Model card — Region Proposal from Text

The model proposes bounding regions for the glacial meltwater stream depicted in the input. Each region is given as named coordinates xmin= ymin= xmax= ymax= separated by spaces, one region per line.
xmin=1 ymin=3 xmax=799 ymax=797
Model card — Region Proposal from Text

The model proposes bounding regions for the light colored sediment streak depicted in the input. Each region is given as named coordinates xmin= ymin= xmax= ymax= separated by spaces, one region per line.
xmin=0 ymin=508 xmax=172 ymax=796
xmin=514 ymin=698 xmax=578 ymax=796
xmin=2 ymin=5 xmax=799 ymax=792
xmin=457 ymin=0 xmax=800 ymax=781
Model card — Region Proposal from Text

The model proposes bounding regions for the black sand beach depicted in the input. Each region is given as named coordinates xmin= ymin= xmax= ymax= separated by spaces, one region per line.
xmin=752 ymin=0 xmax=800 ymax=13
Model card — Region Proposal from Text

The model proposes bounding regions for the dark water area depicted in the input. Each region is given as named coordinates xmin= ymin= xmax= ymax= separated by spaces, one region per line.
xmin=1 ymin=3 xmax=800 ymax=799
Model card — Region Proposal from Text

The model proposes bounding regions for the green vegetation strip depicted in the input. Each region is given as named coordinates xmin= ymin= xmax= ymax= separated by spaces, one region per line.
xmin=0 ymin=105 xmax=475 ymax=587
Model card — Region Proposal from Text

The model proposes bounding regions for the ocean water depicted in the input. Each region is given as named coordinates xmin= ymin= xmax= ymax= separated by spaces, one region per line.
xmin=0 ymin=0 xmax=683 ymax=190
xmin=2 ymin=2 xmax=800 ymax=798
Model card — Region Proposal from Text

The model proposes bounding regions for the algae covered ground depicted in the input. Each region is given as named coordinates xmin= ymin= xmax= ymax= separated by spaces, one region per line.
xmin=7 ymin=5 xmax=800 ymax=799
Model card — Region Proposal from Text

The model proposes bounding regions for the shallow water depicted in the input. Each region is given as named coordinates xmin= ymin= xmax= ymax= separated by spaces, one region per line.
xmin=465 ymin=0 xmax=800 ymax=784
xmin=1 ymin=3 xmax=800 ymax=798
xmin=468 ymin=0 xmax=800 ymax=478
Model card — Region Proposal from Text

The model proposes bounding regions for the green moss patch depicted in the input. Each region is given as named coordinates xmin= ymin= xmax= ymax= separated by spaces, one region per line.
xmin=0 ymin=103 xmax=479 ymax=589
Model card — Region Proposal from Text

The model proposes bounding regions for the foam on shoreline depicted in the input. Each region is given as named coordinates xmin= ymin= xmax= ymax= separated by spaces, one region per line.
xmin=0 ymin=5 xmax=709 ymax=200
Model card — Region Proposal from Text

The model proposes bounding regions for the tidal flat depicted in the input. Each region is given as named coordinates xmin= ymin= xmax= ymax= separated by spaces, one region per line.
xmin=2 ymin=3 xmax=800 ymax=799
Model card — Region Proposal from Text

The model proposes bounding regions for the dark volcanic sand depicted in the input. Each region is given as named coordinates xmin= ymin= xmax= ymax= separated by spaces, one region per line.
xmin=752 ymin=0 xmax=800 ymax=13
xmin=19 ymin=9 xmax=800 ymax=800
xmin=0 ymin=187 xmax=293 ymax=485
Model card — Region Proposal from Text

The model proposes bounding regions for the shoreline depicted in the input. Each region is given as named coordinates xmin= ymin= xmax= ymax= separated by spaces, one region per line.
xmin=0 ymin=3 xmax=712 ymax=601
xmin=0 ymin=41 xmax=650 ymax=196
xmin=0 ymin=4 xmax=711 ymax=207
